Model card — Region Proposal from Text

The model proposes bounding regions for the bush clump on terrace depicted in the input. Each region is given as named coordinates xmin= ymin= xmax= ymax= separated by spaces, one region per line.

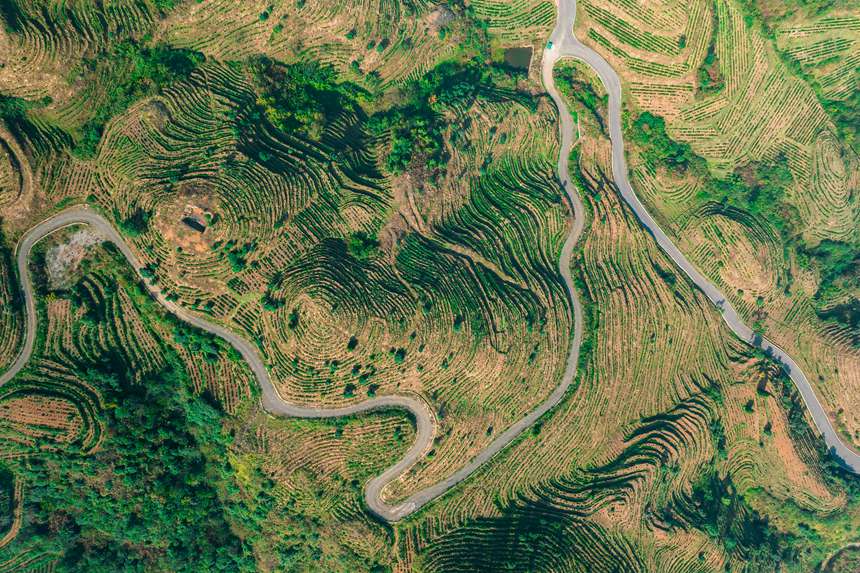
xmin=369 ymin=60 xmax=534 ymax=175
xmin=630 ymin=112 xmax=701 ymax=175
xmin=346 ymin=231 xmax=380 ymax=260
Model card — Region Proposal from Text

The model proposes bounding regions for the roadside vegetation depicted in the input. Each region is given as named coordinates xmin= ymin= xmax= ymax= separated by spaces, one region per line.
xmin=554 ymin=60 xmax=607 ymax=133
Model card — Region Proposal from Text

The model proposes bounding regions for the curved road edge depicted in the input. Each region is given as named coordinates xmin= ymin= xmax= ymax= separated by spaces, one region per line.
xmin=0 ymin=207 xmax=438 ymax=521
xmin=552 ymin=0 xmax=860 ymax=472
xmin=0 ymin=28 xmax=589 ymax=521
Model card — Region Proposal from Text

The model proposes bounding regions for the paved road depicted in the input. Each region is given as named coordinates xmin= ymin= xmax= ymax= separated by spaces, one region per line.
xmin=3 ymin=0 xmax=853 ymax=528
xmin=550 ymin=0 xmax=860 ymax=471
xmin=0 ymin=207 xmax=442 ymax=521
xmin=1 ymin=101 xmax=587 ymax=524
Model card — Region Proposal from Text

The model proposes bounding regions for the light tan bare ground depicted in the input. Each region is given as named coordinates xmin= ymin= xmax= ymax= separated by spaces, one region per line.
xmin=153 ymin=189 xmax=221 ymax=256
xmin=44 ymin=229 xmax=104 ymax=289
xmin=0 ymin=396 xmax=82 ymax=443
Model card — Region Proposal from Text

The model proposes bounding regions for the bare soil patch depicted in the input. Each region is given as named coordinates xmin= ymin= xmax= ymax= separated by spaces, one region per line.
xmin=153 ymin=188 xmax=221 ymax=255
xmin=45 ymin=229 xmax=104 ymax=289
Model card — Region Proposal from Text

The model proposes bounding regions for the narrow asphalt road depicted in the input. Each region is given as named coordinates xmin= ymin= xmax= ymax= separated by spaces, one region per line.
xmin=0 ymin=46 xmax=588 ymax=521
xmin=551 ymin=0 xmax=860 ymax=471
xmin=2 ymin=0 xmax=853 ymax=528
xmin=0 ymin=207 xmax=442 ymax=521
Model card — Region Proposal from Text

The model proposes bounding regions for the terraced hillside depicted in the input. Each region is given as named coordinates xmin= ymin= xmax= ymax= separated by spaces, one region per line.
xmin=392 ymin=66 xmax=860 ymax=572
xmin=0 ymin=0 xmax=579 ymax=504
xmin=0 ymin=0 xmax=576 ymax=557
xmin=89 ymin=60 xmax=570 ymax=503
xmin=0 ymin=229 xmax=418 ymax=570
xmin=1 ymin=0 xmax=859 ymax=570
xmin=574 ymin=0 xmax=860 ymax=448
xmin=760 ymin=0 xmax=859 ymax=153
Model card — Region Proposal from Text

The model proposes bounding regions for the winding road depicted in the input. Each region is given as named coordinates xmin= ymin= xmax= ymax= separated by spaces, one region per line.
xmin=1 ymin=0 xmax=857 ymax=528
xmin=550 ymin=0 xmax=860 ymax=472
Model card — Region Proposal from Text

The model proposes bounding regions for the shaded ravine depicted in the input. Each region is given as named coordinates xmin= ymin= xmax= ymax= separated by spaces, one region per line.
xmin=551 ymin=0 xmax=860 ymax=471
xmin=0 ymin=15 xmax=589 ymax=519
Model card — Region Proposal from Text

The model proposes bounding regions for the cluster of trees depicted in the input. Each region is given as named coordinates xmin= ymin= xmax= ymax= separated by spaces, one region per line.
xmin=823 ymin=79 xmax=860 ymax=154
xmin=0 ymin=466 xmax=13 ymax=533
xmin=698 ymin=157 xmax=797 ymax=236
xmin=118 ymin=208 xmax=152 ymax=237
xmin=16 ymin=359 xmax=256 ymax=572
xmin=697 ymin=7 xmax=725 ymax=95
xmin=0 ymin=226 xmax=19 ymax=308
xmin=248 ymin=56 xmax=364 ymax=140
xmin=697 ymin=43 xmax=725 ymax=95
xmin=0 ymin=0 xmax=25 ymax=32
xmin=803 ymin=240 xmax=858 ymax=297
xmin=681 ymin=471 xmax=797 ymax=563
xmin=630 ymin=112 xmax=701 ymax=174
xmin=346 ymin=231 xmax=380 ymax=260
xmin=74 ymin=42 xmax=204 ymax=158
xmin=225 ymin=241 xmax=256 ymax=272
xmin=369 ymin=60 xmax=526 ymax=174
xmin=0 ymin=94 xmax=36 ymax=121
xmin=555 ymin=65 xmax=606 ymax=132
xmin=368 ymin=61 xmax=479 ymax=174
xmin=173 ymin=324 xmax=222 ymax=363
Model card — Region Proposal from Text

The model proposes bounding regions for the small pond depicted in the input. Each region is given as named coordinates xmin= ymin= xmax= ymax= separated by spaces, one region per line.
xmin=504 ymin=46 xmax=533 ymax=70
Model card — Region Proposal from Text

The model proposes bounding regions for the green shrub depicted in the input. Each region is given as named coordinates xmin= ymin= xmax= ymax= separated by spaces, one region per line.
xmin=630 ymin=112 xmax=700 ymax=174
xmin=347 ymin=231 xmax=380 ymax=260
xmin=119 ymin=208 xmax=152 ymax=237
xmin=248 ymin=56 xmax=364 ymax=140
